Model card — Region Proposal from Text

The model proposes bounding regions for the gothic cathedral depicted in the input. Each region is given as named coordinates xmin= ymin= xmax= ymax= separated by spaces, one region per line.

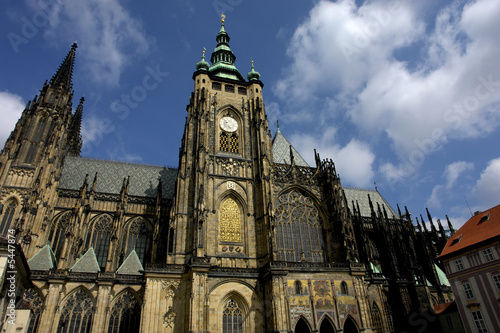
xmin=0 ymin=17 xmax=454 ymax=333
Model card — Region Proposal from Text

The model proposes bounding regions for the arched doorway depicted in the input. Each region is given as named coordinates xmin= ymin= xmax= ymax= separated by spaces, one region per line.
xmin=344 ymin=316 xmax=359 ymax=333
xmin=295 ymin=317 xmax=311 ymax=333
xmin=319 ymin=317 xmax=335 ymax=333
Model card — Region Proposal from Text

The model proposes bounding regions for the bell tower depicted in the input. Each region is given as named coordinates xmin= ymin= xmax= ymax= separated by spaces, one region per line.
xmin=171 ymin=15 xmax=273 ymax=268
xmin=0 ymin=43 xmax=83 ymax=256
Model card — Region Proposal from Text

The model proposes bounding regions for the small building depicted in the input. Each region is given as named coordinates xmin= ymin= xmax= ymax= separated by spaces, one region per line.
xmin=438 ymin=204 xmax=500 ymax=333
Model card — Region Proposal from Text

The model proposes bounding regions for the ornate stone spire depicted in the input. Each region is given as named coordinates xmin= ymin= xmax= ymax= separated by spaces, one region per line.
xmin=50 ymin=42 xmax=77 ymax=90
xmin=67 ymin=96 xmax=84 ymax=157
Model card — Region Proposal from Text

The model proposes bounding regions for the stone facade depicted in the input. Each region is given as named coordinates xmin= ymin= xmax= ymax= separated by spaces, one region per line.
xmin=0 ymin=18 xmax=454 ymax=333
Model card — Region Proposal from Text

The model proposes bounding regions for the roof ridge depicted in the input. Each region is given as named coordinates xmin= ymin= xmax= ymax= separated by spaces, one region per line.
xmin=72 ymin=156 xmax=178 ymax=170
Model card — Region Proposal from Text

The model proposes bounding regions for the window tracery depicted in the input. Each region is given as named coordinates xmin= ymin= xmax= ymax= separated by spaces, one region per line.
xmin=56 ymin=289 xmax=93 ymax=333
xmin=0 ymin=200 xmax=17 ymax=236
xmin=123 ymin=217 xmax=151 ymax=264
xmin=49 ymin=212 xmax=71 ymax=260
xmin=107 ymin=291 xmax=141 ymax=333
xmin=85 ymin=215 xmax=112 ymax=270
xmin=23 ymin=288 xmax=43 ymax=333
xmin=223 ymin=299 xmax=243 ymax=333
xmin=220 ymin=198 xmax=241 ymax=243
xmin=275 ymin=190 xmax=325 ymax=262
xmin=371 ymin=303 xmax=384 ymax=333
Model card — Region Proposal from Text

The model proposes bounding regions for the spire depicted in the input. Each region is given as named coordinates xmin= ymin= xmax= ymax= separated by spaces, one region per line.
xmin=247 ymin=59 xmax=261 ymax=81
xmin=208 ymin=15 xmax=245 ymax=81
xmin=196 ymin=48 xmax=210 ymax=71
xmin=446 ymin=215 xmax=455 ymax=235
xmin=50 ymin=42 xmax=77 ymax=90
xmin=67 ymin=96 xmax=84 ymax=157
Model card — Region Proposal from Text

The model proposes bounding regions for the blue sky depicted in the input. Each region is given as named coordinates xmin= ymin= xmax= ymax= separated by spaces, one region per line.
xmin=1 ymin=0 xmax=500 ymax=229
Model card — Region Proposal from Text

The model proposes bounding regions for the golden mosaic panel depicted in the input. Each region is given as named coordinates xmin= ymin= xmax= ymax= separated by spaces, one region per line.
xmin=220 ymin=198 xmax=241 ymax=242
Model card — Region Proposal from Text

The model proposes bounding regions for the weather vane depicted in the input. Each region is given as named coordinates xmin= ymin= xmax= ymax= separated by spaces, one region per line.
xmin=221 ymin=14 xmax=226 ymax=23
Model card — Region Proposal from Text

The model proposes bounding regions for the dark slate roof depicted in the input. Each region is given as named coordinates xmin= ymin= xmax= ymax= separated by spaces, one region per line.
xmin=28 ymin=245 xmax=57 ymax=271
xmin=59 ymin=156 xmax=178 ymax=199
xmin=343 ymin=188 xmax=398 ymax=218
xmin=116 ymin=249 xmax=143 ymax=275
xmin=272 ymin=130 xmax=310 ymax=167
xmin=70 ymin=248 xmax=100 ymax=273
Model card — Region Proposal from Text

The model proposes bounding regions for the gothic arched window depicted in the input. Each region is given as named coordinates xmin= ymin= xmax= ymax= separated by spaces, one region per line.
xmin=341 ymin=281 xmax=348 ymax=295
xmin=220 ymin=198 xmax=241 ymax=243
xmin=23 ymin=288 xmax=44 ymax=333
xmin=123 ymin=217 xmax=151 ymax=264
xmin=222 ymin=299 xmax=243 ymax=333
xmin=85 ymin=215 xmax=112 ymax=270
xmin=107 ymin=291 xmax=141 ymax=333
xmin=0 ymin=200 xmax=17 ymax=236
xmin=57 ymin=289 xmax=94 ymax=333
xmin=371 ymin=303 xmax=384 ymax=333
xmin=49 ymin=212 xmax=71 ymax=260
xmin=220 ymin=132 xmax=229 ymax=151
xmin=220 ymin=133 xmax=239 ymax=153
xmin=295 ymin=281 xmax=303 ymax=295
xmin=275 ymin=190 xmax=325 ymax=262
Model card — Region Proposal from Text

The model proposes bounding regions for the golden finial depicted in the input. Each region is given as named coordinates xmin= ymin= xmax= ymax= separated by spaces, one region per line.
xmin=221 ymin=14 xmax=226 ymax=23
xmin=203 ymin=47 xmax=206 ymax=55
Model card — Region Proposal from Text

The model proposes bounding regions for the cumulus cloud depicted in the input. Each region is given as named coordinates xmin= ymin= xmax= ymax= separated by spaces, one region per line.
xmin=427 ymin=161 xmax=474 ymax=208
xmin=274 ymin=0 xmax=500 ymax=183
xmin=27 ymin=0 xmax=153 ymax=86
xmin=290 ymin=128 xmax=375 ymax=187
xmin=472 ymin=158 xmax=500 ymax=210
xmin=0 ymin=91 xmax=24 ymax=149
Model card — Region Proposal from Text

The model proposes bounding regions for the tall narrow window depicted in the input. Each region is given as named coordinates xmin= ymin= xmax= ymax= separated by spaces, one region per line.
xmin=455 ymin=259 xmax=464 ymax=271
xmin=23 ymin=288 xmax=44 ymax=333
xmin=222 ymin=299 xmax=243 ymax=333
xmin=229 ymin=134 xmax=238 ymax=153
xmin=371 ymin=303 xmax=384 ymax=333
xmin=86 ymin=215 xmax=112 ymax=270
xmin=493 ymin=274 xmax=500 ymax=292
xmin=275 ymin=190 xmax=325 ymax=262
xmin=32 ymin=116 xmax=47 ymax=142
xmin=24 ymin=145 xmax=38 ymax=164
xmin=471 ymin=310 xmax=489 ymax=333
xmin=220 ymin=132 xmax=229 ymax=152
xmin=0 ymin=201 xmax=17 ymax=235
xmin=123 ymin=217 xmax=151 ymax=264
xmin=295 ymin=281 xmax=303 ymax=295
xmin=462 ymin=282 xmax=474 ymax=299
xmin=341 ymin=281 xmax=349 ymax=295
xmin=220 ymin=198 xmax=241 ymax=243
xmin=108 ymin=291 xmax=140 ymax=333
xmin=49 ymin=213 xmax=71 ymax=260
xmin=57 ymin=289 xmax=93 ymax=333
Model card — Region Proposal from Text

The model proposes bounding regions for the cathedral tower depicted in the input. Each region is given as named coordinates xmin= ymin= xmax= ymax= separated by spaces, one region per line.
xmin=0 ymin=43 xmax=83 ymax=256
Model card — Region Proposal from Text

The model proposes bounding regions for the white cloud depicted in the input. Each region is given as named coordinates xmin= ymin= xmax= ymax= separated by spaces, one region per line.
xmin=472 ymin=157 xmax=500 ymax=210
xmin=28 ymin=0 xmax=153 ymax=86
xmin=427 ymin=161 xmax=474 ymax=208
xmin=275 ymin=0 xmax=500 ymax=182
xmin=0 ymin=91 xmax=24 ymax=149
xmin=290 ymin=128 xmax=375 ymax=187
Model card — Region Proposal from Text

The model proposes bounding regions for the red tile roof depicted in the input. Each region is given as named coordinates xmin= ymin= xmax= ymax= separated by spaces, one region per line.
xmin=439 ymin=204 xmax=500 ymax=258
xmin=434 ymin=301 xmax=456 ymax=315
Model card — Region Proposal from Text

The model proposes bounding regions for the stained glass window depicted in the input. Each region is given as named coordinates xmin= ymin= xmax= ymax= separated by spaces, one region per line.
xmin=123 ymin=217 xmax=151 ymax=264
xmin=223 ymin=299 xmax=243 ymax=333
xmin=49 ymin=212 xmax=71 ymax=260
xmin=0 ymin=201 xmax=16 ymax=235
xmin=220 ymin=198 xmax=241 ymax=243
xmin=108 ymin=291 xmax=140 ymax=333
xmin=57 ymin=289 xmax=93 ymax=333
xmin=275 ymin=190 xmax=325 ymax=262
xmin=85 ymin=215 xmax=112 ymax=270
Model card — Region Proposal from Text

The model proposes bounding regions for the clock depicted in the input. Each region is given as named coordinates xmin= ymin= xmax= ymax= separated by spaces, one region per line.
xmin=220 ymin=116 xmax=238 ymax=132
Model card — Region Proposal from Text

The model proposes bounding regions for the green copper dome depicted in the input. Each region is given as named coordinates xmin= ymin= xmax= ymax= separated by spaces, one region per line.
xmin=247 ymin=61 xmax=261 ymax=81
xmin=208 ymin=15 xmax=245 ymax=81
xmin=196 ymin=50 xmax=209 ymax=71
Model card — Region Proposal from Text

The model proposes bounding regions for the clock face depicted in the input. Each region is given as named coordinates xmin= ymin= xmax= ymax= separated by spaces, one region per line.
xmin=220 ymin=116 xmax=238 ymax=132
